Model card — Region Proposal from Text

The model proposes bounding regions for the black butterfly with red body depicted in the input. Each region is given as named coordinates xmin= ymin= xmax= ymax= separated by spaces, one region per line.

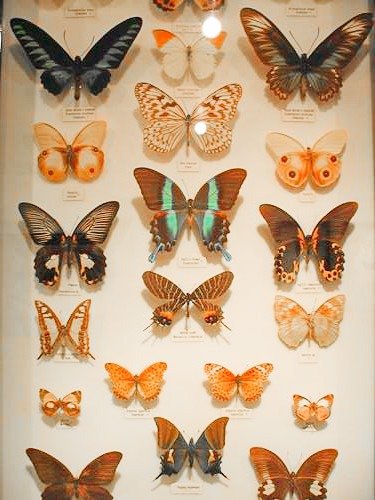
xmin=10 ymin=17 xmax=142 ymax=100
xmin=19 ymin=201 xmax=119 ymax=286
xmin=240 ymin=8 xmax=373 ymax=101
xmin=259 ymin=202 xmax=358 ymax=283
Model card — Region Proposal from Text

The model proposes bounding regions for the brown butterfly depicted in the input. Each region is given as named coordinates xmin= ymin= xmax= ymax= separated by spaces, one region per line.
xmin=152 ymin=0 xmax=224 ymax=12
xmin=34 ymin=121 xmax=106 ymax=182
xmin=293 ymin=394 xmax=334 ymax=428
xmin=259 ymin=202 xmax=358 ymax=283
xmin=204 ymin=363 xmax=273 ymax=403
xmin=26 ymin=448 xmax=122 ymax=499
xmin=240 ymin=8 xmax=373 ymax=101
xmin=154 ymin=416 xmax=228 ymax=479
xmin=250 ymin=447 xmax=338 ymax=499
xmin=105 ymin=362 xmax=167 ymax=402
xmin=34 ymin=299 xmax=94 ymax=360
xmin=274 ymin=295 xmax=345 ymax=348
xmin=142 ymin=271 xmax=233 ymax=328
xmin=39 ymin=389 xmax=81 ymax=418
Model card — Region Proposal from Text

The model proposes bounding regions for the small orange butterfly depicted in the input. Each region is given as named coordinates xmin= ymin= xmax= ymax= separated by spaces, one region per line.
xmin=293 ymin=394 xmax=334 ymax=428
xmin=39 ymin=389 xmax=81 ymax=418
xmin=152 ymin=0 xmax=224 ymax=12
xmin=105 ymin=362 xmax=167 ymax=402
xmin=204 ymin=363 xmax=273 ymax=403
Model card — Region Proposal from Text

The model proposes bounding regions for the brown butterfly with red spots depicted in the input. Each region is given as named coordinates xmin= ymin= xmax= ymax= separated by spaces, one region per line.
xmin=259 ymin=202 xmax=358 ymax=283
xmin=250 ymin=447 xmax=337 ymax=499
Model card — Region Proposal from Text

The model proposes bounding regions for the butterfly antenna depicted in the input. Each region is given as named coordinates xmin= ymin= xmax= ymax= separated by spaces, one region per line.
xmin=88 ymin=352 xmax=95 ymax=360
xmin=80 ymin=36 xmax=95 ymax=58
xmin=288 ymin=31 xmax=304 ymax=53
xmin=154 ymin=471 xmax=164 ymax=481
xmin=307 ymin=28 xmax=320 ymax=55
xmin=143 ymin=320 xmax=155 ymax=332
xmin=220 ymin=320 xmax=231 ymax=331
xmin=63 ymin=31 xmax=73 ymax=58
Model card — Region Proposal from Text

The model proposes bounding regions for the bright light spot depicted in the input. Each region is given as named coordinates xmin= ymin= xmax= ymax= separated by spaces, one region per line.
xmin=202 ymin=15 xmax=222 ymax=39
xmin=194 ymin=121 xmax=207 ymax=135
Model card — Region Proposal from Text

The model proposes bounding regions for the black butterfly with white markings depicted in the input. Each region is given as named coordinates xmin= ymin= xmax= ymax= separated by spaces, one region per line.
xmin=10 ymin=17 xmax=142 ymax=100
xmin=19 ymin=201 xmax=119 ymax=286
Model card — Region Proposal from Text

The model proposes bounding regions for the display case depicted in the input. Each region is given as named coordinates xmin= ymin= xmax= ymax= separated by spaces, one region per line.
xmin=0 ymin=0 xmax=373 ymax=498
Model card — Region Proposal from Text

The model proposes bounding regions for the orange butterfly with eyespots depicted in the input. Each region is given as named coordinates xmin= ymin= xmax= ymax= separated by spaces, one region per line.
xmin=293 ymin=394 xmax=334 ymax=428
xmin=34 ymin=121 xmax=106 ymax=182
xmin=250 ymin=447 xmax=338 ymax=500
xmin=26 ymin=448 xmax=122 ymax=500
xmin=204 ymin=363 xmax=273 ymax=403
xmin=39 ymin=389 xmax=81 ymax=418
xmin=105 ymin=362 xmax=167 ymax=402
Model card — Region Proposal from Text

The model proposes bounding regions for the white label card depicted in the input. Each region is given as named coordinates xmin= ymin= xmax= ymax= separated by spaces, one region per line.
xmin=53 ymin=351 xmax=81 ymax=363
xmin=281 ymin=107 xmax=316 ymax=123
xmin=62 ymin=107 xmax=96 ymax=122
xmin=303 ymin=425 xmax=317 ymax=432
xmin=62 ymin=188 xmax=85 ymax=201
xmin=296 ymin=282 xmax=323 ymax=294
xmin=178 ymin=256 xmax=207 ymax=268
xmin=58 ymin=417 xmax=76 ymax=428
xmin=172 ymin=23 xmax=202 ymax=34
xmin=170 ymin=483 xmax=203 ymax=495
xmin=286 ymin=6 xmax=317 ymax=17
xmin=175 ymin=87 xmax=202 ymax=99
xmin=299 ymin=352 xmax=319 ymax=364
xmin=298 ymin=190 xmax=316 ymax=203
xmin=177 ymin=160 xmax=200 ymax=172
xmin=58 ymin=282 xmax=81 ymax=297
xmin=64 ymin=7 xmax=96 ymax=17
xmin=172 ymin=330 xmax=204 ymax=342
xmin=224 ymin=408 xmax=252 ymax=419
xmin=123 ymin=408 xmax=152 ymax=419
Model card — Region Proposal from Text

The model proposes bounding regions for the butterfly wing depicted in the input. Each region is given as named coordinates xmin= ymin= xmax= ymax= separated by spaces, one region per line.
xmin=259 ymin=204 xmax=306 ymax=283
xmin=250 ymin=447 xmax=293 ymax=499
xmin=154 ymin=417 xmax=189 ymax=477
xmin=240 ymin=8 xmax=302 ymax=100
xmin=237 ymin=363 xmax=273 ymax=402
xmin=306 ymin=13 xmax=373 ymax=102
xmin=274 ymin=296 xmax=310 ymax=348
xmin=70 ymin=121 xmax=106 ymax=181
xmin=65 ymin=299 xmax=93 ymax=358
xmin=133 ymin=167 xmax=188 ymax=263
xmin=72 ymin=201 xmax=119 ymax=284
xmin=191 ymin=271 xmax=233 ymax=325
xmin=80 ymin=17 xmax=142 ymax=96
xmin=105 ymin=363 xmax=137 ymax=400
xmin=135 ymin=82 xmax=187 ymax=153
xmin=10 ymin=18 xmax=74 ymax=95
xmin=194 ymin=417 xmax=228 ymax=477
xmin=19 ymin=202 xmax=66 ymax=286
xmin=34 ymin=123 xmax=70 ymax=182
xmin=60 ymin=391 xmax=81 ymax=417
xmin=142 ymin=271 xmax=187 ymax=327
xmin=39 ymin=389 xmax=60 ymax=417
xmin=204 ymin=364 xmax=237 ymax=401
xmin=193 ymin=168 xmax=247 ymax=261
xmin=189 ymin=83 xmax=242 ymax=154
xmin=152 ymin=0 xmax=223 ymax=11
xmin=293 ymin=395 xmax=314 ymax=425
xmin=294 ymin=449 xmax=338 ymax=499
xmin=190 ymin=33 xmax=226 ymax=80
xmin=153 ymin=30 xmax=189 ymax=81
xmin=136 ymin=362 xmax=168 ymax=401
xmin=310 ymin=202 xmax=358 ymax=281
xmin=311 ymin=295 xmax=345 ymax=347
xmin=310 ymin=130 xmax=347 ymax=187
xmin=26 ymin=448 xmax=74 ymax=487
xmin=76 ymin=451 xmax=122 ymax=499
xmin=34 ymin=300 xmax=65 ymax=358
xmin=314 ymin=395 xmax=334 ymax=423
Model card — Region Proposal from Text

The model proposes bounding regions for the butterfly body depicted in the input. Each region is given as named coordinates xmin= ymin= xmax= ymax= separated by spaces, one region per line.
xmin=240 ymin=8 xmax=373 ymax=101
xmin=11 ymin=17 xmax=143 ymax=100
xmin=259 ymin=202 xmax=358 ymax=283
xmin=154 ymin=417 xmax=228 ymax=479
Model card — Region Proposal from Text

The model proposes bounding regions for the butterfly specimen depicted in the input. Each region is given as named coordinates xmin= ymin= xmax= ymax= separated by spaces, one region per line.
xmin=240 ymin=8 xmax=373 ymax=101
xmin=143 ymin=270 xmax=233 ymax=328
xmin=153 ymin=29 xmax=226 ymax=81
xmin=19 ymin=201 xmax=119 ymax=286
xmin=34 ymin=299 xmax=94 ymax=360
xmin=250 ymin=447 xmax=338 ymax=499
xmin=259 ymin=202 xmax=358 ymax=283
xmin=39 ymin=389 xmax=81 ymax=418
xmin=293 ymin=394 xmax=334 ymax=428
xmin=152 ymin=0 xmax=224 ymax=12
xmin=26 ymin=448 xmax=122 ymax=499
xmin=266 ymin=130 xmax=348 ymax=189
xmin=10 ymin=17 xmax=143 ymax=100
xmin=134 ymin=167 xmax=246 ymax=262
xmin=134 ymin=82 xmax=242 ymax=154
xmin=204 ymin=363 xmax=273 ymax=403
xmin=34 ymin=121 xmax=106 ymax=182
xmin=105 ymin=362 xmax=167 ymax=402
xmin=154 ymin=417 xmax=228 ymax=479
xmin=274 ymin=295 xmax=345 ymax=348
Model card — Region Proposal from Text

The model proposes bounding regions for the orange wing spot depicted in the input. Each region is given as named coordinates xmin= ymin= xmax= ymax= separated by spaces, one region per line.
xmin=153 ymin=30 xmax=176 ymax=47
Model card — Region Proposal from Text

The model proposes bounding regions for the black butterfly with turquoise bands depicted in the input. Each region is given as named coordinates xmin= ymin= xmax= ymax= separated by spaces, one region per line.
xmin=10 ymin=17 xmax=142 ymax=100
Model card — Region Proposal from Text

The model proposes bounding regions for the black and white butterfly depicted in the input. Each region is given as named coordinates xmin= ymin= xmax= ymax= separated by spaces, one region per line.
xmin=19 ymin=201 xmax=119 ymax=286
xmin=240 ymin=8 xmax=373 ymax=102
xmin=10 ymin=17 xmax=142 ymax=100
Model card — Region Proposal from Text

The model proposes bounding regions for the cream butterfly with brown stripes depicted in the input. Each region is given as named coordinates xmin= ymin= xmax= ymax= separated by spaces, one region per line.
xmin=293 ymin=394 xmax=334 ymax=428
xmin=266 ymin=130 xmax=347 ymax=188
xmin=134 ymin=82 xmax=242 ymax=154
xmin=34 ymin=299 xmax=94 ymax=359
xmin=274 ymin=295 xmax=345 ymax=348
xmin=105 ymin=362 xmax=167 ymax=402
xmin=34 ymin=121 xmax=106 ymax=182
xmin=39 ymin=389 xmax=81 ymax=418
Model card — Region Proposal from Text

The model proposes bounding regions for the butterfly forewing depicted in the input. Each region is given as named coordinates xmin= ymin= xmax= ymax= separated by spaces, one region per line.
xmin=19 ymin=203 xmax=65 ymax=245
xmin=274 ymin=296 xmax=310 ymax=348
xmin=73 ymin=201 xmax=119 ymax=244
xmin=312 ymin=295 xmax=345 ymax=347
xmin=26 ymin=448 xmax=75 ymax=485
xmin=294 ymin=449 xmax=338 ymax=499
xmin=204 ymin=364 xmax=238 ymax=401
xmin=105 ymin=363 xmax=137 ymax=400
xmin=250 ymin=447 xmax=293 ymax=499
